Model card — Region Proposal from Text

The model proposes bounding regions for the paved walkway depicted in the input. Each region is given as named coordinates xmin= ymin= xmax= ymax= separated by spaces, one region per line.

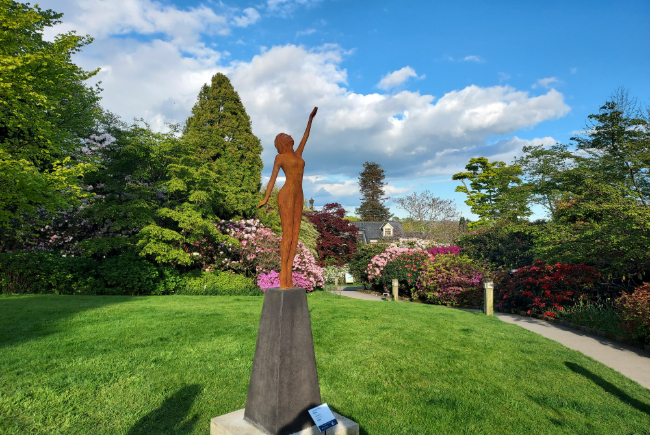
xmin=326 ymin=286 xmax=385 ymax=301
xmin=330 ymin=288 xmax=650 ymax=390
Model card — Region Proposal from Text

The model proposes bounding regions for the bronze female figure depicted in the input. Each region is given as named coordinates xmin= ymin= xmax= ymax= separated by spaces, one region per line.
xmin=258 ymin=107 xmax=318 ymax=289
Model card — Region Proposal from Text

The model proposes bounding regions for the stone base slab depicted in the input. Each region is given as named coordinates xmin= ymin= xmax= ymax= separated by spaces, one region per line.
xmin=211 ymin=409 xmax=359 ymax=435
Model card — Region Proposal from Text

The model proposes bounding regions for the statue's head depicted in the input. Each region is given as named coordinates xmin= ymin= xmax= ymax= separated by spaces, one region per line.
xmin=274 ymin=133 xmax=294 ymax=154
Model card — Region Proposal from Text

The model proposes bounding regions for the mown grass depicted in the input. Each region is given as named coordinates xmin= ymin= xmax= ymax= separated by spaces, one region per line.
xmin=1 ymin=292 xmax=649 ymax=435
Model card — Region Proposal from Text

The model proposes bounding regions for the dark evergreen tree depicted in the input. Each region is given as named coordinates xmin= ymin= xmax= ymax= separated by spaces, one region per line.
xmin=182 ymin=73 xmax=263 ymax=219
xmin=355 ymin=161 xmax=392 ymax=221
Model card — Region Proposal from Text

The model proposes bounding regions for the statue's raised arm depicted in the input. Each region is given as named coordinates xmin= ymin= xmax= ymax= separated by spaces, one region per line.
xmin=296 ymin=107 xmax=317 ymax=158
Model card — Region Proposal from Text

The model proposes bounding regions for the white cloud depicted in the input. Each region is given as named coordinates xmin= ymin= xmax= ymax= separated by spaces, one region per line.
xmin=219 ymin=45 xmax=570 ymax=180
xmin=232 ymin=8 xmax=261 ymax=28
xmin=45 ymin=0 xmax=231 ymax=46
xmin=377 ymin=66 xmax=423 ymax=90
xmin=47 ymin=1 xmax=570 ymax=181
xmin=463 ymin=55 xmax=483 ymax=62
xmin=267 ymin=0 xmax=322 ymax=15
xmin=533 ymin=77 xmax=560 ymax=89
xmin=296 ymin=28 xmax=317 ymax=36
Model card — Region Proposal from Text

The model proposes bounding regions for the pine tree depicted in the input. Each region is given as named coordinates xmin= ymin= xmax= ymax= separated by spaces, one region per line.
xmin=182 ymin=73 xmax=263 ymax=219
xmin=355 ymin=161 xmax=392 ymax=221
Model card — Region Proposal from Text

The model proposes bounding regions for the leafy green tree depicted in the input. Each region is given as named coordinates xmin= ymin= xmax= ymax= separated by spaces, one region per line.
xmin=356 ymin=161 xmax=392 ymax=221
xmin=533 ymin=178 xmax=650 ymax=278
xmin=182 ymin=73 xmax=263 ymax=219
xmin=453 ymin=157 xmax=529 ymax=227
xmin=0 ymin=0 xmax=101 ymax=167
xmin=528 ymin=91 xmax=650 ymax=278
xmin=514 ymin=143 xmax=574 ymax=218
xmin=571 ymin=96 xmax=649 ymax=206
xmin=0 ymin=0 xmax=100 ymax=242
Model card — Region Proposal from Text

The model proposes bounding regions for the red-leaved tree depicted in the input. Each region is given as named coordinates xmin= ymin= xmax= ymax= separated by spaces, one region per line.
xmin=307 ymin=203 xmax=358 ymax=266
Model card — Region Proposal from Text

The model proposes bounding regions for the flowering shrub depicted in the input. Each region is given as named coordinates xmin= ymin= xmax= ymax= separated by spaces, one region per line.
xmin=427 ymin=246 xmax=461 ymax=256
xmin=257 ymin=270 xmax=315 ymax=292
xmin=322 ymin=264 xmax=349 ymax=284
xmin=496 ymin=261 xmax=602 ymax=314
xmin=366 ymin=247 xmax=430 ymax=296
xmin=218 ymin=219 xmax=324 ymax=291
xmin=414 ymin=254 xmax=488 ymax=306
xmin=217 ymin=219 xmax=280 ymax=275
xmin=616 ymin=283 xmax=650 ymax=344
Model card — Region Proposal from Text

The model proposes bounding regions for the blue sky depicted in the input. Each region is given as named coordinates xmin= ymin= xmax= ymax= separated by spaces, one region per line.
xmin=47 ymin=0 xmax=650 ymax=220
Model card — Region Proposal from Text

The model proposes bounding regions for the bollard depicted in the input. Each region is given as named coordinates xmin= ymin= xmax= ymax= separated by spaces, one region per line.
xmin=334 ymin=277 xmax=339 ymax=295
xmin=392 ymin=279 xmax=399 ymax=302
xmin=483 ymin=278 xmax=494 ymax=316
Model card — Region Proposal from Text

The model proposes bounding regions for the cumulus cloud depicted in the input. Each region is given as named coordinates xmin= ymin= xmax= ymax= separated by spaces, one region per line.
xmin=533 ymin=77 xmax=560 ymax=89
xmin=232 ymin=8 xmax=261 ymax=27
xmin=218 ymin=45 xmax=570 ymax=181
xmin=377 ymin=66 xmax=423 ymax=90
xmin=45 ymin=0 xmax=232 ymax=46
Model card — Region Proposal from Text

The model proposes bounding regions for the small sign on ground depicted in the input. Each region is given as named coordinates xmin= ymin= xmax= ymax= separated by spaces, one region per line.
xmin=308 ymin=403 xmax=338 ymax=432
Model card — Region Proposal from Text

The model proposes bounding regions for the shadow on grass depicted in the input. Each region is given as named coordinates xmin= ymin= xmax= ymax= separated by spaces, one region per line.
xmin=565 ymin=362 xmax=650 ymax=417
xmin=127 ymin=385 xmax=202 ymax=435
xmin=0 ymin=295 xmax=126 ymax=349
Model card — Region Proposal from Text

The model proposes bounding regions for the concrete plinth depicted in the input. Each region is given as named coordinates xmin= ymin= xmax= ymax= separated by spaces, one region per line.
xmin=244 ymin=288 xmax=322 ymax=435
xmin=211 ymin=409 xmax=359 ymax=435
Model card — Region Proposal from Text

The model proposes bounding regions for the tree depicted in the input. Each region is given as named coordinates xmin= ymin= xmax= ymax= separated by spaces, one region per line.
xmin=571 ymin=91 xmax=649 ymax=206
xmin=514 ymin=143 xmax=574 ymax=219
xmin=453 ymin=157 xmax=530 ymax=227
xmin=356 ymin=161 xmax=392 ymax=221
xmin=307 ymin=203 xmax=358 ymax=266
xmin=182 ymin=73 xmax=263 ymax=219
xmin=0 ymin=0 xmax=101 ymax=243
xmin=393 ymin=190 xmax=458 ymax=233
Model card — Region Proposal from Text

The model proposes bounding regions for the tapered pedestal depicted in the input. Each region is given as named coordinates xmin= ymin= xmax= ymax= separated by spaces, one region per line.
xmin=244 ymin=288 xmax=322 ymax=435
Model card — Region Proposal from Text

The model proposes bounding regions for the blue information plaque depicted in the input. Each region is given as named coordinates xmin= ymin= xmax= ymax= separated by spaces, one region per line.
xmin=308 ymin=403 xmax=338 ymax=432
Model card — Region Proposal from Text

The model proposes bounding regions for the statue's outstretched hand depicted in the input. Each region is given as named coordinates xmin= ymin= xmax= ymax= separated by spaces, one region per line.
xmin=310 ymin=107 xmax=318 ymax=119
xmin=258 ymin=198 xmax=268 ymax=209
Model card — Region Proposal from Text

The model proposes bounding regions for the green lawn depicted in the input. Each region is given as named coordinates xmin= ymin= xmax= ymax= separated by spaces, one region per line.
xmin=1 ymin=292 xmax=649 ymax=435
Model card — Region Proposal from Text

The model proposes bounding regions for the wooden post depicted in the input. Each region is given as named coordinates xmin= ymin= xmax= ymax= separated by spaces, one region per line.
xmin=392 ymin=279 xmax=399 ymax=302
xmin=483 ymin=278 xmax=494 ymax=316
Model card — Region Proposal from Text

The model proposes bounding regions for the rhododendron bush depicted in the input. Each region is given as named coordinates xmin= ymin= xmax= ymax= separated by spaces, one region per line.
xmin=366 ymin=247 xmax=430 ymax=296
xmin=496 ymin=261 xmax=603 ymax=314
xmin=257 ymin=270 xmax=315 ymax=292
xmin=427 ymin=246 xmax=461 ymax=256
xmin=217 ymin=219 xmax=323 ymax=291
xmin=615 ymin=283 xmax=650 ymax=344
xmin=414 ymin=254 xmax=488 ymax=306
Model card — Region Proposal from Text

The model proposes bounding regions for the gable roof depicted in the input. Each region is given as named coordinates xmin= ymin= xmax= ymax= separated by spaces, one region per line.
xmin=351 ymin=221 xmax=404 ymax=243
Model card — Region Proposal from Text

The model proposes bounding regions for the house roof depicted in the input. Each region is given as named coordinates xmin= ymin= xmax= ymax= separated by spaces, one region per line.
xmin=351 ymin=221 xmax=404 ymax=243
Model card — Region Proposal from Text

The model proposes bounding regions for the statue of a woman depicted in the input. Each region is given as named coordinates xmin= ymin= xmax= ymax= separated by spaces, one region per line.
xmin=258 ymin=107 xmax=318 ymax=289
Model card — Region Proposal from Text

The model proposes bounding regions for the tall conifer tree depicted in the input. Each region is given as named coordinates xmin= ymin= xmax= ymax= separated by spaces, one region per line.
xmin=356 ymin=161 xmax=392 ymax=221
xmin=183 ymin=73 xmax=263 ymax=219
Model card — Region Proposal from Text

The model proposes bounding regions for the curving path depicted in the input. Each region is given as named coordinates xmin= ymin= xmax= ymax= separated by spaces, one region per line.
xmin=330 ymin=287 xmax=650 ymax=390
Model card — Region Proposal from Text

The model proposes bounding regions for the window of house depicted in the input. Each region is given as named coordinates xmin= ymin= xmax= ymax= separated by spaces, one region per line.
xmin=383 ymin=227 xmax=393 ymax=237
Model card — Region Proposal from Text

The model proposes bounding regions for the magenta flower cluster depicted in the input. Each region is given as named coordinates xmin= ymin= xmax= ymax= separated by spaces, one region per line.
xmin=427 ymin=246 xmax=461 ymax=256
xmin=257 ymin=270 xmax=314 ymax=292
